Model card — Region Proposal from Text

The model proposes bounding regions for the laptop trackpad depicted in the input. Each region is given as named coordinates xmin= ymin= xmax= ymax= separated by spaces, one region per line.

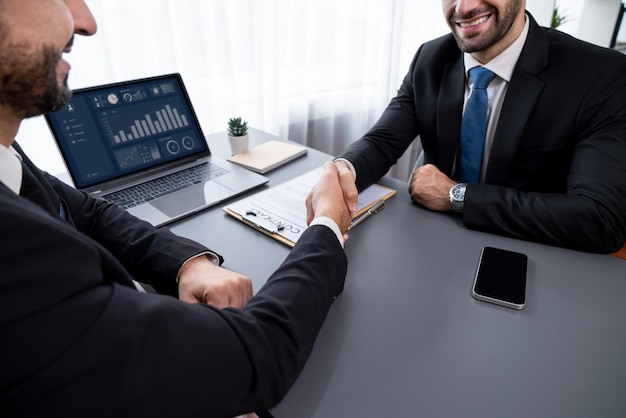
xmin=151 ymin=182 xmax=233 ymax=217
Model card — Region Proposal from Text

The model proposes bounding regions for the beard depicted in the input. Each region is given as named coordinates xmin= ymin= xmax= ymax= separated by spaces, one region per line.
xmin=450 ymin=0 xmax=522 ymax=53
xmin=0 ymin=43 xmax=72 ymax=118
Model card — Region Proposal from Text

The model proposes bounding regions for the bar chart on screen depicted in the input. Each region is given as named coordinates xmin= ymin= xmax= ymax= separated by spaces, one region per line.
xmin=99 ymin=99 xmax=191 ymax=145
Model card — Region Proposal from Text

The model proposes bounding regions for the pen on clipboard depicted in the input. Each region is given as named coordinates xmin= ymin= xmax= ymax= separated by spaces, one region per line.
xmin=348 ymin=199 xmax=386 ymax=231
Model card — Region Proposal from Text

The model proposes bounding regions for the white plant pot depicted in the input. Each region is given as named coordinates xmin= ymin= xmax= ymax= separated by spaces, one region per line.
xmin=228 ymin=134 xmax=249 ymax=155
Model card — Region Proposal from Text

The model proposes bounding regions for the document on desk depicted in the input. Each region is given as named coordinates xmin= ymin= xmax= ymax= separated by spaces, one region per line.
xmin=223 ymin=167 xmax=396 ymax=247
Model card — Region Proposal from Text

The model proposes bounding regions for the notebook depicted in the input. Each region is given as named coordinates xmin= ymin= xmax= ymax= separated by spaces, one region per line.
xmin=45 ymin=73 xmax=268 ymax=227
xmin=227 ymin=140 xmax=308 ymax=174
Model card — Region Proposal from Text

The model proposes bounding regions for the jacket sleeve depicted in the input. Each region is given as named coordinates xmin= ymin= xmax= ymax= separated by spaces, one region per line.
xmin=464 ymin=53 xmax=626 ymax=254
xmin=337 ymin=46 xmax=424 ymax=191
xmin=46 ymin=172 xmax=213 ymax=293
xmin=1 ymin=199 xmax=347 ymax=418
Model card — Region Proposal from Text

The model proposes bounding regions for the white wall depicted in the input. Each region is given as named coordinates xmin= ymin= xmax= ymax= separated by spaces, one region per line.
xmin=577 ymin=0 xmax=623 ymax=46
xmin=15 ymin=0 xmax=624 ymax=178
xmin=527 ymin=0 xmax=556 ymax=26
xmin=558 ymin=0 xmax=624 ymax=47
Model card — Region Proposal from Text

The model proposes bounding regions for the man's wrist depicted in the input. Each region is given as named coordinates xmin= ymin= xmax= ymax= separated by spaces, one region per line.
xmin=332 ymin=158 xmax=357 ymax=182
xmin=177 ymin=252 xmax=220 ymax=283
xmin=449 ymin=183 xmax=467 ymax=214
xmin=310 ymin=217 xmax=345 ymax=247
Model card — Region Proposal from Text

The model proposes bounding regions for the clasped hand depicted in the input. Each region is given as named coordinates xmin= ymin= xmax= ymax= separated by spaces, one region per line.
xmin=306 ymin=162 xmax=353 ymax=236
xmin=176 ymin=161 xmax=354 ymax=309
xmin=333 ymin=161 xmax=456 ymax=213
xmin=409 ymin=164 xmax=456 ymax=212
xmin=177 ymin=256 xmax=253 ymax=308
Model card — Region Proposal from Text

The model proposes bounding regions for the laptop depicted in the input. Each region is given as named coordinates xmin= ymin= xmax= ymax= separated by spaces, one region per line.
xmin=45 ymin=73 xmax=268 ymax=227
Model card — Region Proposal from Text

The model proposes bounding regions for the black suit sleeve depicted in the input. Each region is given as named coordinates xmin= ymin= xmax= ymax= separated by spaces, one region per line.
xmin=46 ymin=171 xmax=213 ymax=293
xmin=338 ymin=46 xmax=424 ymax=191
xmin=338 ymin=24 xmax=626 ymax=253
xmin=464 ymin=43 xmax=626 ymax=253
xmin=1 ymin=188 xmax=347 ymax=417
xmin=337 ymin=35 xmax=462 ymax=191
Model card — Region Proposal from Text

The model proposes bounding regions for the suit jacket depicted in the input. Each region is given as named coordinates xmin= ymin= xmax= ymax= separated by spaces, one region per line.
xmin=1 ymin=146 xmax=348 ymax=417
xmin=339 ymin=14 xmax=626 ymax=253
xmin=11 ymin=142 xmax=212 ymax=295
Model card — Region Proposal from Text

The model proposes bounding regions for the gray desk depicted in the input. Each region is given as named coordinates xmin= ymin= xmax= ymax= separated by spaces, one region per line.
xmin=173 ymin=129 xmax=626 ymax=418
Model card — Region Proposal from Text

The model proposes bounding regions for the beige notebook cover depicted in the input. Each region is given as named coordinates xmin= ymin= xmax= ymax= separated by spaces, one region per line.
xmin=227 ymin=140 xmax=308 ymax=174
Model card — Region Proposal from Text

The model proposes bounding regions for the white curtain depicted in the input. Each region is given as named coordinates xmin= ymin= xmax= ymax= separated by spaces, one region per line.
xmin=18 ymin=0 xmax=448 ymax=181
xmin=16 ymin=1 xmax=590 ymax=181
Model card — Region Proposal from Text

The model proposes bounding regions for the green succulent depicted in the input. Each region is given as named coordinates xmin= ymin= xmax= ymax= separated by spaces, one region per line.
xmin=551 ymin=5 xmax=570 ymax=28
xmin=227 ymin=117 xmax=248 ymax=136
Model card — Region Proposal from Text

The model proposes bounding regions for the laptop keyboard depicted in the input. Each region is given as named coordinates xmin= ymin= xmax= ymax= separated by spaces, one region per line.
xmin=102 ymin=162 xmax=229 ymax=209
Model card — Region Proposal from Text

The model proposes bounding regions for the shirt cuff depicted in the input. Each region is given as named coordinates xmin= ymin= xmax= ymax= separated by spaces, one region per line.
xmin=333 ymin=157 xmax=357 ymax=182
xmin=176 ymin=252 xmax=220 ymax=283
xmin=310 ymin=217 xmax=345 ymax=248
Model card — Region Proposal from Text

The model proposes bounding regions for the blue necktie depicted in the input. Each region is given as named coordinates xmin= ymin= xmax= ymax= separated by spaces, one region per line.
xmin=458 ymin=66 xmax=496 ymax=183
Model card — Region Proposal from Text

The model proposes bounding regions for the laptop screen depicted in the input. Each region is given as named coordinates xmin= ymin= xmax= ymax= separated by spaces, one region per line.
xmin=45 ymin=74 xmax=209 ymax=189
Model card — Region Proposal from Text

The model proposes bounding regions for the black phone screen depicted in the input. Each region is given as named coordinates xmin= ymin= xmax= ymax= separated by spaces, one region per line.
xmin=472 ymin=247 xmax=528 ymax=309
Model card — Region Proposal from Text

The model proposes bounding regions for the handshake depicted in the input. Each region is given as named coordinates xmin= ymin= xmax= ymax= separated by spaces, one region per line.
xmin=305 ymin=161 xmax=357 ymax=240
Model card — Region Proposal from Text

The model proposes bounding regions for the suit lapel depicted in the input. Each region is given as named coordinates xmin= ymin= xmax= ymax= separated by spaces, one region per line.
xmin=12 ymin=142 xmax=74 ymax=225
xmin=486 ymin=14 xmax=549 ymax=184
xmin=437 ymin=56 xmax=465 ymax=177
xmin=19 ymin=159 xmax=62 ymax=218
xmin=1 ymin=178 xmax=136 ymax=290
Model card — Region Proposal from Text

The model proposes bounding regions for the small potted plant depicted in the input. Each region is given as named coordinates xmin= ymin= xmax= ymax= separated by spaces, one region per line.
xmin=551 ymin=5 xmax=570 ymax=29
xmin=227 ymin=117 xmax=249 ymax=155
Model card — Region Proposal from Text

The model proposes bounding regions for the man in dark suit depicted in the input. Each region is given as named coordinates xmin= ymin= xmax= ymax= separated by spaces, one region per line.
xmin=334 ymin=0 xmax=626 ymax=254
xmin=0 ymin=1 xmax=351 ymax=417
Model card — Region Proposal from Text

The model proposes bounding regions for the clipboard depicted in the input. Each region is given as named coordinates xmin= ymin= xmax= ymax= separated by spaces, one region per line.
xmin=223 ymin=167 xmax=396 ymax=247
xmin=223 ymin=207 xmax=300 ymax=247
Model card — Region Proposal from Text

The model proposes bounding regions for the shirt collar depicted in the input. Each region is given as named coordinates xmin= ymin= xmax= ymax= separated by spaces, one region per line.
xmin=0 ymin=144 xmax=23 ymax=194
xmin=463 ymin=13 xmax=530 ymax=82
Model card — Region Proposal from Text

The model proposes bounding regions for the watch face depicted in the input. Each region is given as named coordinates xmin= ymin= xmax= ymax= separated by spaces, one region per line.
xmin=452 ymin=185 xmax=465 ymax=200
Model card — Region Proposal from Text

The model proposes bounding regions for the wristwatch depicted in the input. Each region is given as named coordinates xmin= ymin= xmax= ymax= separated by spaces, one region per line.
xmin=449 ymin=183 xmax=467 ymax=214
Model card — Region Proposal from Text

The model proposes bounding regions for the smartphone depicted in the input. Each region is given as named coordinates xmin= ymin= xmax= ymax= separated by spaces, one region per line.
xmin=472 ymin=247 xmax=528 ymax=310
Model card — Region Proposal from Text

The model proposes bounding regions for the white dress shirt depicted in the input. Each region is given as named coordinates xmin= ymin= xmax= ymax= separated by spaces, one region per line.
xmin=463 ymin=15 xmax=530 ymax=181
xmin=337 ymin=15 xmax=530 ymax=184
xmin=0 ymin=144 xmax=23 ymax=194
xmin=310 ymin=216 xmax=345 ymax=247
